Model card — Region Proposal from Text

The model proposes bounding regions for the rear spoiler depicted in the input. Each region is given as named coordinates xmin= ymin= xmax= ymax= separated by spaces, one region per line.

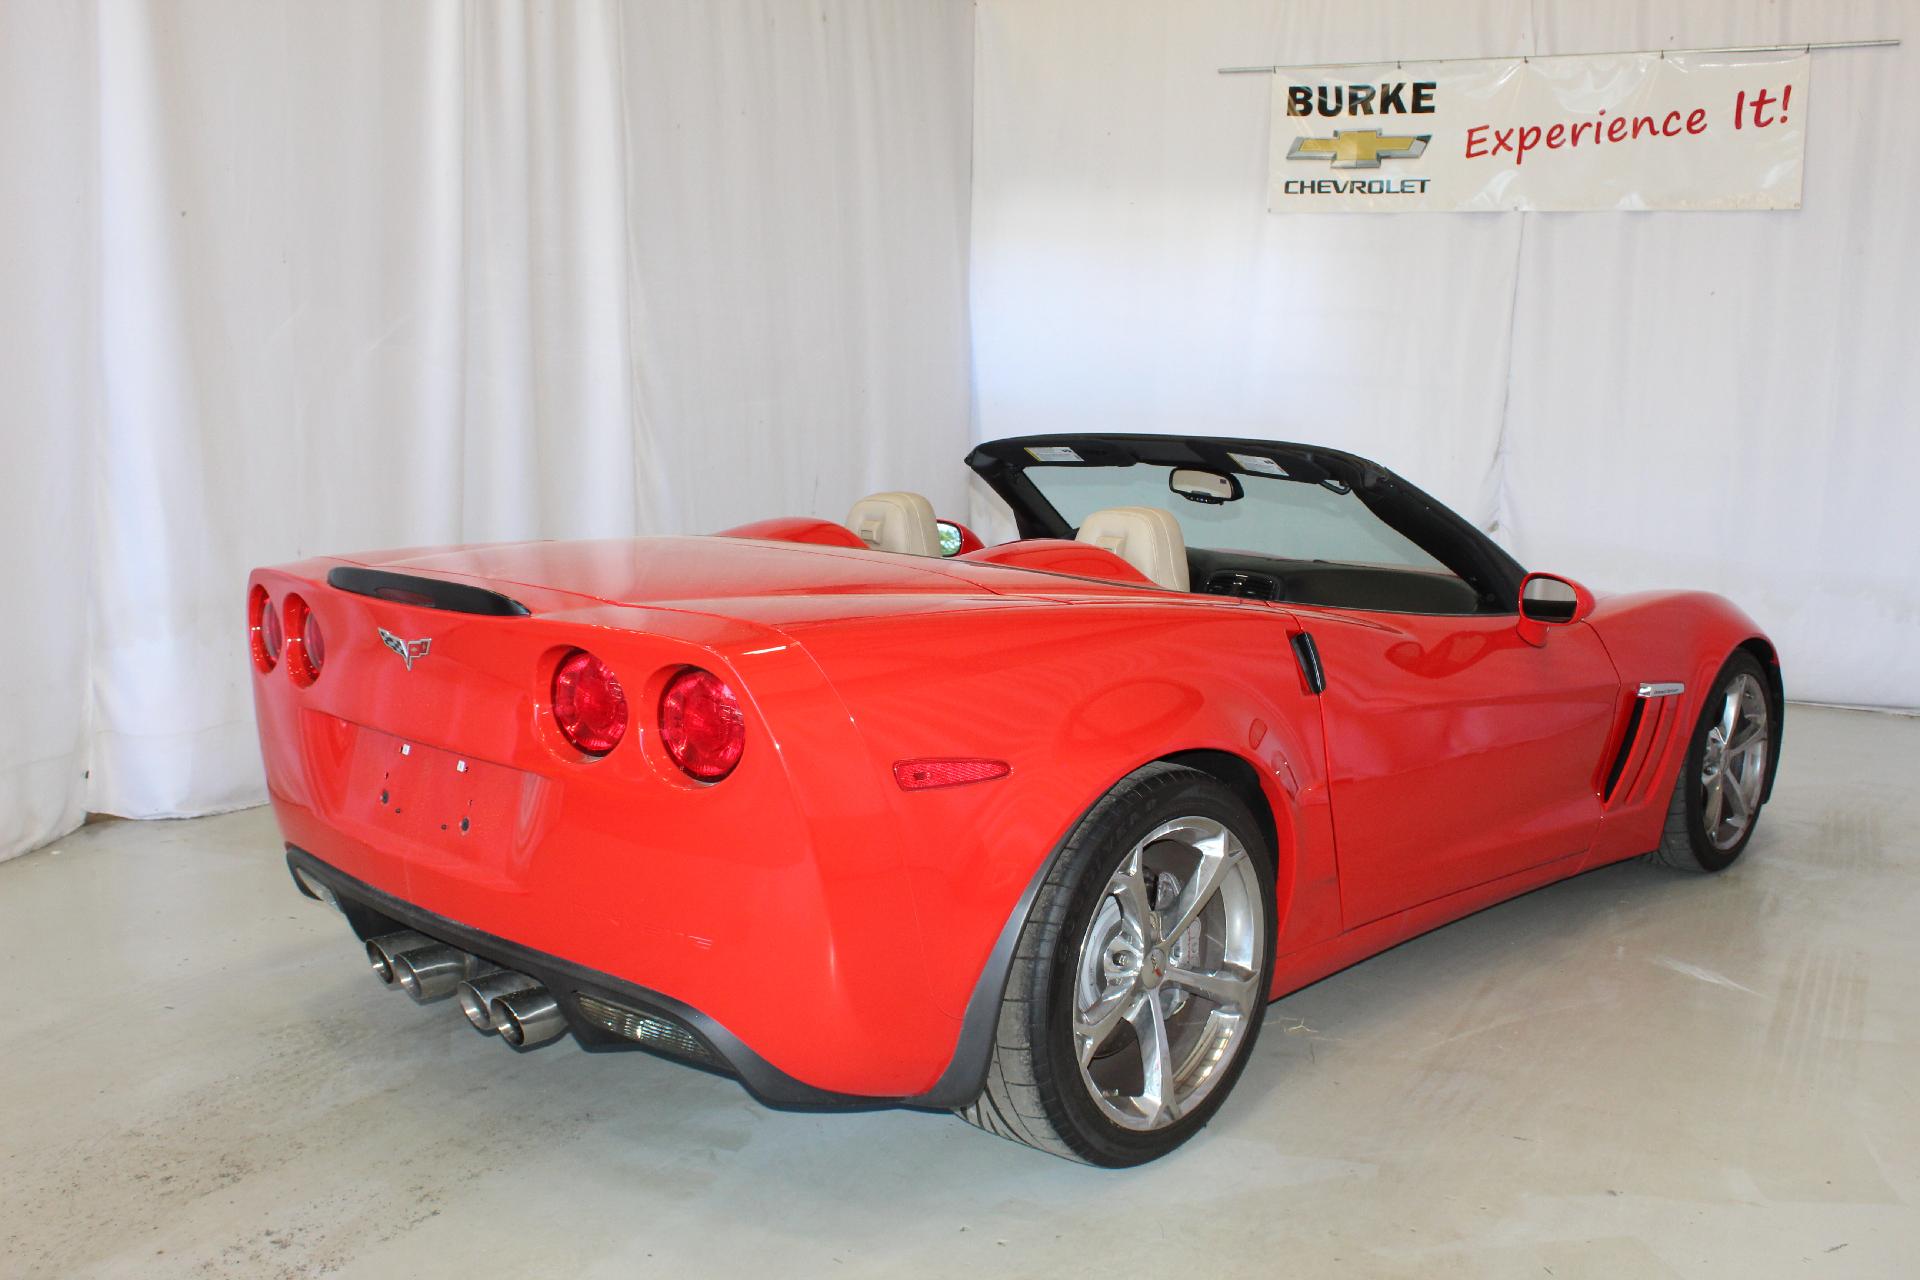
xmin=326 ymin=567 xmax=531 ymax=617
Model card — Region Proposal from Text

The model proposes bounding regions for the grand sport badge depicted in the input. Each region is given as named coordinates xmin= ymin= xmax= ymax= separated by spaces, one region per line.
xmin=1286 ymin=129 xmax=1431 ymax=169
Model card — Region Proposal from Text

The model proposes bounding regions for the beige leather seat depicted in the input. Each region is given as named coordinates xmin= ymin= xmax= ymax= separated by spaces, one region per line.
xmin=1075 ymin=506 xmax=1189 ymax=591
xmin=847 ymin=491 xmax=942 ymax=556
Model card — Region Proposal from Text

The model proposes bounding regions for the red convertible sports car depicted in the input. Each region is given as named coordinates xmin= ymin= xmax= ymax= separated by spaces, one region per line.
xmin=249 ymin=433 xmax=1780 ymax=1166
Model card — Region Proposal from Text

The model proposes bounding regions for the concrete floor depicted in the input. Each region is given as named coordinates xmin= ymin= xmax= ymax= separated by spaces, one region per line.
xmin=2 ymin=704 xmax=1916 ymax=1279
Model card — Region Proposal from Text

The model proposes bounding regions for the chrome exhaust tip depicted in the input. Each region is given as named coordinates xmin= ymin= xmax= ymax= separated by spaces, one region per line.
xmin=492 ymin=987 xmax=567 ymax=1048
xmin=290 ymin=865 xmax=343 ymax=912
xmin=390 ymin=943 xmax=469 ymax=1003
xmin=456 ymin=970 xmax=541 ymax=1033
xmin=365 ymin=931 xmax=433 ymax=986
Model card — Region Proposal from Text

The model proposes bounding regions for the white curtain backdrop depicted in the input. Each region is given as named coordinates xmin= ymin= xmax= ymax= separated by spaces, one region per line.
xmin=5 ymin=0 xmax=1915 ymax=864
xmin=0 ymin=0 xmax=974 ymax=861
xmin=970 ymin=0 xmax=1919 ymax=710
xmin=0 ymin=1 xmax=99 ymax=866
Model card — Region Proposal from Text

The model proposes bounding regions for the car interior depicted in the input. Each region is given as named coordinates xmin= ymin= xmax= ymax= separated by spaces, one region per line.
xmin=846 ymin=491 xmax=945 ymax=556
xmin=846 ymin=484 xmax=1490 ymax=616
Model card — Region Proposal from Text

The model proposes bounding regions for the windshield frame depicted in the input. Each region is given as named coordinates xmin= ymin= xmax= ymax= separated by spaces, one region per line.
xmin=964 ymin=433 xmax=1526 ymax=615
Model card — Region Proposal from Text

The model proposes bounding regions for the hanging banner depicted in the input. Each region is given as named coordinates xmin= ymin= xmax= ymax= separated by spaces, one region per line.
xmin=1268 ymin=51 xmax=1807 ymax=213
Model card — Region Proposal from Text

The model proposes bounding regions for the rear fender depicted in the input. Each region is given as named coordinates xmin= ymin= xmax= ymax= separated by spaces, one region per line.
xmin=787 ymin=600 xmax=1340 ymax=1100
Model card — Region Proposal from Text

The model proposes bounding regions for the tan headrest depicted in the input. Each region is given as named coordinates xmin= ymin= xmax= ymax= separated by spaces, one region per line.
xmin=1074 ymin=506 xmax=1189 ymax=591
xmin=847 ymin=491 xmax=942 ymax=556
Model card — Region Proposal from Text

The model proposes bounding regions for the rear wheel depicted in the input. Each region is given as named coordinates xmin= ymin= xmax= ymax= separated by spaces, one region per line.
xmin=1650 ymin=652 xmax=1773 ymax=872
xmin=956 ymin=763 xmax=1276 ymax=1166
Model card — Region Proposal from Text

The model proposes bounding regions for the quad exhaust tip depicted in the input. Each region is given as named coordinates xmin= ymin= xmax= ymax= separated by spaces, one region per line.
xmin=289 ymin=865 xmax=343 ymax=913
xmin=366 ymin=932 xmax=567 ymax=1048
xmin=456 ymin=970 xmax=541 ymax=1033
xmin=391 ymin=943 xmax=469 ymax=1003
xmin=492 ymin=987 xmax=568 ymax=1049
xmin=365 ymin=931 xmax=433 ymax=986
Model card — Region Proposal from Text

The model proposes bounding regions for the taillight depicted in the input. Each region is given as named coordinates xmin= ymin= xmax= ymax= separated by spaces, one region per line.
xmin=249 ymin=584 xmax=281 ymax=672
xmin=302 ymin=606 xmax=325 ymax=672
xmin=658 ymin=667 xmax=745 ymax=781
xmin=553 ymin=649 xmax=629 ymax=756
xmin=284 ymin=594 xmax=322 ymax=686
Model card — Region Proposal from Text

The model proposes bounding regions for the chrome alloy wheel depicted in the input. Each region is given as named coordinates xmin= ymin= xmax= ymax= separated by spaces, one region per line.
xmin=1700 ymin=672 xmax=1769 ymax=851
xmin=1071 ymin=816 xmax=1265 ymax=1131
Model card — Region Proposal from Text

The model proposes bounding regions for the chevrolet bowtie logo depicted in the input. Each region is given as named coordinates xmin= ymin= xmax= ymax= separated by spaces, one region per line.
xmin=1287 ymin=130 xmax=1431 ymax=169
xmin=377 ymin=627 xmax=432 ymax=671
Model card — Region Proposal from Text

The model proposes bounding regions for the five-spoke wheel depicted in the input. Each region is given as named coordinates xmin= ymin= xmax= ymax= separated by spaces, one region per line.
xmin=1653 ymin=651 xmax=1776 ymax=872
xmin=957 ymin=763 xmax=1276 ymax=1166
xmin=1072 ymin=816 xmax=1264 ymax=1132
xmin=1698 ymin=671 xmax=1769 ymax=852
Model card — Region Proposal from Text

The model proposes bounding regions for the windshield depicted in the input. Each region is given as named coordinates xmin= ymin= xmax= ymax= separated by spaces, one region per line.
xmin=1026 ymin=464 xmax=1451 ymax=572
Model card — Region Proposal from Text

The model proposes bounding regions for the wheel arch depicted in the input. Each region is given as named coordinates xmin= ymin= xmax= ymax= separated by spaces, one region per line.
xmin=912 ymin=746 xmax=1295 ymax=1112
xmin=1735 ymin=635 xmax=1785 ymax=802
xmin=1158 ymin=747 xmax=1283 ymax=874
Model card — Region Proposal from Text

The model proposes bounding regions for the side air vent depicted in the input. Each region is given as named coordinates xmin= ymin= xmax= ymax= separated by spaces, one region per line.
xmin=1601 ymin=698 xmax=1648 ymax=801
xmin=1205 ymin=570 xmax=1280 ymax=601
xmin=1601 ymin=688 xmax=1684 ymax=806
xmin=326 ymin=567 xmax=531 ymax=617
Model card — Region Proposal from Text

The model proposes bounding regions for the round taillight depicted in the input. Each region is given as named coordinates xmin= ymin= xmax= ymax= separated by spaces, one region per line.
xmin=284 ymin=594 xmax=322 ymax=686
xmin=552 ymin=649 xmax=629 ymax=756
xmin=658 ymin=667 xmax=745 ymax=782
xmin=303 ymin=606 xmax=325 ymax=673
xmin=249 ymin=584 xmax=281 ymax=672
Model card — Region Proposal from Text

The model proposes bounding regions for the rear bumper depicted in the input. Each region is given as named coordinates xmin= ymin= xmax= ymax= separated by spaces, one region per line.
xmin=288 ymin=845 xmax=893 ymax=1111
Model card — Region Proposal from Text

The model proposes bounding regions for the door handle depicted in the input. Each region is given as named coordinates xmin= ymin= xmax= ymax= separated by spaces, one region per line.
xmin=1290 ymin=631 xmax=1326 ymax=695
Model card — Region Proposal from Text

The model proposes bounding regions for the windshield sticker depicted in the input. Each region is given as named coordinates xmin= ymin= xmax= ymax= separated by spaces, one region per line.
xmin=1026 ymin=446 xmax=1084 ymax=463
xmin=1230 ymin=452 xmax=1289 ymax=477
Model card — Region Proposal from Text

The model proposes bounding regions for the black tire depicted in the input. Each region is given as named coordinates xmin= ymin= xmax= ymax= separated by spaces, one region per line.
xmin=955 ymin=763 xmax=1278 ymax=1166
xmin=1649 ymin=651 xmax=1774 ymax=873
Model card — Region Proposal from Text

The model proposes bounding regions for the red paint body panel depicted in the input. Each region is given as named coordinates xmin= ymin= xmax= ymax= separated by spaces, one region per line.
xmin=714 ymin=516 xmax=868 ymax=549
xmin=958 ymin=538 xmax=1151 ymax=585
xmin=778 ymin=597 xmax=1336 ymax=1026
xmin=1294 ymin=607 xmax=1620 ymax=928
xmin=1579 ymin=590 xmax=1778 ymax=866
xmin=249 ymin=533 xmax=1775 ymax=1101
xmin=253 ymin=584 xmax=948 ymax=1094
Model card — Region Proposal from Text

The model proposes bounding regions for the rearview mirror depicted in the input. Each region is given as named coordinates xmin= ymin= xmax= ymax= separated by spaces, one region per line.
xmin=1169 ymin=468 xmax=1240 ymax=505
xmin=1517 ymin=573 xmax=1595 ymax=646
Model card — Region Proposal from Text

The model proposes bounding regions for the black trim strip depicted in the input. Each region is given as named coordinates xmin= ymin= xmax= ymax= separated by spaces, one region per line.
xmin=914 ymin=830 xmax=1064 ymax=1109
xmin=1290 ymin=631 xmax=1326 ymax=694
xmin=326 ymin=567 xmax=532 ymax=617
xmin=285 ymin=846 xmax=895 ymax=1111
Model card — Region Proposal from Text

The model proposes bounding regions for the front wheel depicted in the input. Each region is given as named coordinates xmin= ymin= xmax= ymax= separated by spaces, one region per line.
xmin=956 ymin=763 xmax=1277 ymax=1166
xmin=1650 ymin=651 xmax=1775 ymax=872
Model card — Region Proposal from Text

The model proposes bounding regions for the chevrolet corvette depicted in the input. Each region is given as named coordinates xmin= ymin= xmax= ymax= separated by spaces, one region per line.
xmin=249 ymin=433 xmax=1781 ymax=1166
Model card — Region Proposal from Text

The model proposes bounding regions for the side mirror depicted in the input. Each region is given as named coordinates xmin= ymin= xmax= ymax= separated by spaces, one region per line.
xmin=935 ymin=519 xmax=981 ymax=557
xmin=1517 ymin=572 xmax=1595 ymax=646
